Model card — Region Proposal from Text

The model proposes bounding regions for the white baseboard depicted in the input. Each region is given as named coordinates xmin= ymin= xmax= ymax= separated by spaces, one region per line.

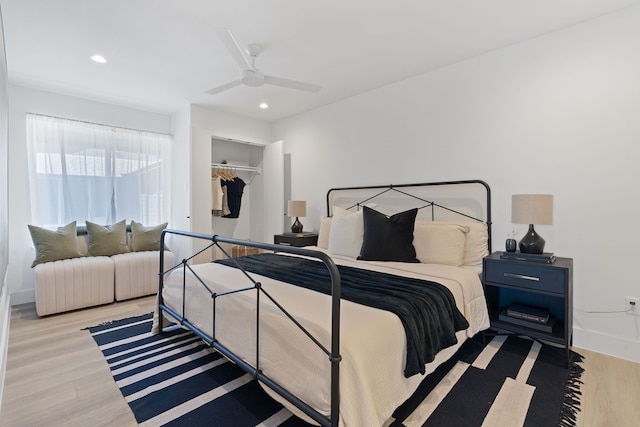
xmin=573 ymin=326 xmax=640 ymax=363
xmin=0 ymin=274 xmax=11 ymax=415
xmin=9 ymin=289 xmax=34 ymax=306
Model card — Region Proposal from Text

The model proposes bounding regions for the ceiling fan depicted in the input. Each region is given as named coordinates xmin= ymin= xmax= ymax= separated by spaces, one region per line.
xmin=206 ymin=29 xmax=322 ymax=95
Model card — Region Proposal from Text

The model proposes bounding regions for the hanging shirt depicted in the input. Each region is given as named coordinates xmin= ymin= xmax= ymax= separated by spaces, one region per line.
xmin=221 ymin=184 xmax=231 ymax=217
xmin=212 ymin=176 xmax=223 ymax=215
xmin=222 ymin=177 xmax=246 ymax=218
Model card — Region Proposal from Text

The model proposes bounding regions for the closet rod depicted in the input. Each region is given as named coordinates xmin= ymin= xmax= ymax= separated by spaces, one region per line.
xmin=211 ymin=162 xmax=262 ymax=174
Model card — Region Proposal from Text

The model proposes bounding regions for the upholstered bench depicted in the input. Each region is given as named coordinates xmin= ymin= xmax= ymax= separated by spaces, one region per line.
xmin=33 ymin=255 xmax=115 ymax=317
xmin=112 ymin=250 xmax=173 ymax=301
xmin=29 ymin=220 xmax=174 ymax=316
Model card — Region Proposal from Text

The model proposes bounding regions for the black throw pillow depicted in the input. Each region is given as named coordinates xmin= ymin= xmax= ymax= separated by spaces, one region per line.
xmin=357 ymin=206 xmax=419 ymax=263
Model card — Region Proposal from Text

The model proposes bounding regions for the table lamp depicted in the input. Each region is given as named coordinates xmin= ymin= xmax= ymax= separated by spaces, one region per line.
xmin=511 ymin=194 xmax=553 ymax=254
xmin=287 ymin=200 xmax=306 ymax=234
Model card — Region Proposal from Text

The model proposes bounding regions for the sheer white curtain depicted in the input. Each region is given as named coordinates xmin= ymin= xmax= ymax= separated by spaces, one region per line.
xmin=26 ymin=114 xmax=171 ymax=227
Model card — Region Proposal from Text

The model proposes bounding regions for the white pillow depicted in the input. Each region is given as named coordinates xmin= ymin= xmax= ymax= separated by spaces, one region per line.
xmin=413 ymin=222 xmax=469 ymax=266
xmin=317 ymin=216 xmax=332 ymax=249
xmin=435 ymin=221 xmax=489 ymax=267
xmin=328 ymin=207 xmax=364 ymax=258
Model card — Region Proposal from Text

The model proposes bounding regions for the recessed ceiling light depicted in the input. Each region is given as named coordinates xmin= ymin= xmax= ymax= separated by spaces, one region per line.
xmin=259 ymin=102 xmax=269 ymax=109
xmin=90 ymin=55 xmax=107 ymax=64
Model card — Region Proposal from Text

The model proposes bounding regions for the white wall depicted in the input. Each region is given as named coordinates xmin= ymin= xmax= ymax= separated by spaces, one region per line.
xmin=273 ymin=7 xmax=640 ymax=362
xmin=190 ymin=105 xmax=273 ymax=145
xmin=7 ymin=85 xmax=173 ymax=305
xmin=168 ymin=106 xmax=192 ymax=263
xmin=0 ymin=6 xmax=10 ymax=411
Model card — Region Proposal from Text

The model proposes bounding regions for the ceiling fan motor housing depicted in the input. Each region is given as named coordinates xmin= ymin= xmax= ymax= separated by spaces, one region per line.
xmin=241 ymin=69 xmax=264 ymax=87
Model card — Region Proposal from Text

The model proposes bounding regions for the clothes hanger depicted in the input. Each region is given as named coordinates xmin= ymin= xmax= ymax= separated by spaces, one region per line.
xmin=224 ymin=167 xmax=235 ymax=181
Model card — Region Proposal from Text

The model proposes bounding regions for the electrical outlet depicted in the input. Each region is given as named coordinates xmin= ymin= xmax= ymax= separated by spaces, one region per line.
xmin=626 ymin=297 xmax=640 ymax=314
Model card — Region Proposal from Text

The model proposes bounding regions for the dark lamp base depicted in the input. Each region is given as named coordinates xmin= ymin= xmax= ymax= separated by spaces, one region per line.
xmin=518 ymin=224 xmax=545 ymax=254
xmin=291 ymin=217 xmax=303 ymax=234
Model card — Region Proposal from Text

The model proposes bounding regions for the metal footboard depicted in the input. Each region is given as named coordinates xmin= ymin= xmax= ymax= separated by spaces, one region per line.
xmin=157 ymin=229 xmax=342 ymax=427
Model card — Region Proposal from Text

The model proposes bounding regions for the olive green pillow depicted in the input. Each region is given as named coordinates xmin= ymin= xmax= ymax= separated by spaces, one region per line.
xmin=86 ymin=220 xmax=130 ymax=256
xmin=130 ymin=220 xmax=168 ymax=252
xmin=28 ymin=221 xmax=82 ymax=268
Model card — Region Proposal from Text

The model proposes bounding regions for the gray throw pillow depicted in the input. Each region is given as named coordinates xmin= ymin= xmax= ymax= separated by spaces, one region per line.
xmin=86 ymin=220 xmax=130 ymax=256
xmin=130 ymin=220 xmax=168 ymax=252
xmin=28 ymin=221 xmax=82 ymax=268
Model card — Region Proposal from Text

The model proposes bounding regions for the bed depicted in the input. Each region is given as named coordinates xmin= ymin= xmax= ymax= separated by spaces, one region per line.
xmin=152 ymin=180 xmax=492 ymax=427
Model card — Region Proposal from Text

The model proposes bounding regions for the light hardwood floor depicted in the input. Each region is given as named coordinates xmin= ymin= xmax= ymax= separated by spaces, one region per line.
xmin=1 ymin=297 xmax=639 ymax=427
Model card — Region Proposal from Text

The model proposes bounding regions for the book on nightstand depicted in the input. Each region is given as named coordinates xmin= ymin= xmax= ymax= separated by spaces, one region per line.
xmin=499 ymin=311 xmax=556 ymax=333
xmin=500 ymin=252 xmax=556 ymax=264
xmin=499 ymin=304 xmax=556 ymax=333
xmin=506 ymin=303 xmax=551 ymax=324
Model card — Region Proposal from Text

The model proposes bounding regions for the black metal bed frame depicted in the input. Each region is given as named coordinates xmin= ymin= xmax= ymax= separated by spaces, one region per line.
xmin=156 ymin=179 xmax=491 ymax=427
xmin=157 ymin=232 xmax=342 ymax=426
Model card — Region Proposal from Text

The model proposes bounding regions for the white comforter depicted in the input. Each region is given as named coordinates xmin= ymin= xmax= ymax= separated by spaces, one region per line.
xmin=152 ymin=248 xmax=490 ymax=426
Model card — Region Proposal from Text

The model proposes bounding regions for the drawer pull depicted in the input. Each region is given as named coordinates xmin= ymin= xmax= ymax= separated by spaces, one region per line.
xmin=504 ymin=272 xmax=540 ymax=281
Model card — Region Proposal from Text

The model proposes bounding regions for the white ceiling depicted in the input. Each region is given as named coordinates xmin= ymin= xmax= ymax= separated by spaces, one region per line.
xmin=2 ymin=0 xmax=639 ymax=122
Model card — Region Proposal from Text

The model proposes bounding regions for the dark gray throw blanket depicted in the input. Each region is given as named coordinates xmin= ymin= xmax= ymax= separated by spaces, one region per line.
xmin=215 ymin=253 xmax=469 ymax=377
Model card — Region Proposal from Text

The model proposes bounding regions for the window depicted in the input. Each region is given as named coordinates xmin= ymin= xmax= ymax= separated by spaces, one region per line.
xmin=26 ymin=114 xmax=171 ymax=227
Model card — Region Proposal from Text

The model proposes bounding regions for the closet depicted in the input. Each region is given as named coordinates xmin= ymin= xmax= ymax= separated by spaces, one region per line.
xmin=208 ymin=137 xmax=284 ymax=260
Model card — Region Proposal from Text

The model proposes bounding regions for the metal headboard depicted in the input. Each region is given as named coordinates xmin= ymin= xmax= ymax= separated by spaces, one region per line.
xmin=326 ymin=179 xmax=492 ymax=252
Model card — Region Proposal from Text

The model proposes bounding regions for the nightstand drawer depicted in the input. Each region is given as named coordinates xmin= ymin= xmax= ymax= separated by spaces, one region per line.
xmin=484 ymin=260 xmax=565 ymax=294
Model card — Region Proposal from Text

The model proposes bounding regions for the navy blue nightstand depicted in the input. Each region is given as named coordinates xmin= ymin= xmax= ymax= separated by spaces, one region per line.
xmin=482 ymin=252 xmax=573 ymax=366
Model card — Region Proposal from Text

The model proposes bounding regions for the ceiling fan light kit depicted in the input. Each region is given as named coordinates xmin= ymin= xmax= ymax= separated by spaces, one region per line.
xmin=207 ymin=29 xmax=322 ymax=95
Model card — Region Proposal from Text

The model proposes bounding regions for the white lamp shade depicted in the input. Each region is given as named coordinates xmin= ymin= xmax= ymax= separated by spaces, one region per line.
xmin=287 ymin=200 xmax=306 ymax=217
xmin=512 ymin=194 xmax=553 ymax=225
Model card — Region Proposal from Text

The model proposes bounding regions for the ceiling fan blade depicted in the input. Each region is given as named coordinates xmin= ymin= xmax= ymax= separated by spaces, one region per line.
xmin=215 ymin=28 xmax=252 ymax=70
xmin=205 ymin=79 xmax=242 ymax=95
xmin=264 ymin=75 xmax=322 ymax=93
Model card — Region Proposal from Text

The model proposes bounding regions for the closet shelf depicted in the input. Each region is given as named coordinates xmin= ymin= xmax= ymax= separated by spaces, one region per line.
xmin=211 ymin=162 xmax=261 ymax=174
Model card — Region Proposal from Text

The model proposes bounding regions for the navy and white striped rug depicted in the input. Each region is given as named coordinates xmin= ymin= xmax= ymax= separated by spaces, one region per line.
xmin=87 ymin=313 xmax=583 ymax=427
